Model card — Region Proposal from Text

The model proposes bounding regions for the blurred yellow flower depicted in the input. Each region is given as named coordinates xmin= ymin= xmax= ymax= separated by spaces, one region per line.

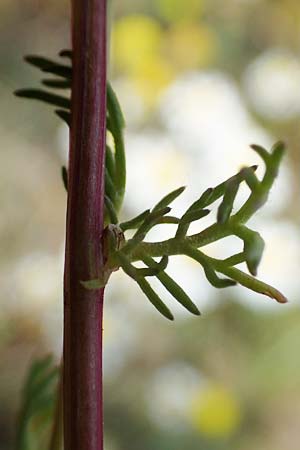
xmin=189 ymin=385 xmax=241 ymax=438
xmin=165 ymin=23 xmax=218 ymax=70
xmin=133 ymin=57 xmax=175 ymax=105
xmin=112 ymin=15 xmax=163 ymax=74
xmin=112 ymin=14 xmax=217 ymax=105
xmin=154 ymin=0 xmax=204 ymax=22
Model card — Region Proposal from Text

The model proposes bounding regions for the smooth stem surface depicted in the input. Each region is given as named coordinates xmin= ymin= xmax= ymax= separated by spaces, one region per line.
xmin=64 ymin=1 xmax=107 ymax=450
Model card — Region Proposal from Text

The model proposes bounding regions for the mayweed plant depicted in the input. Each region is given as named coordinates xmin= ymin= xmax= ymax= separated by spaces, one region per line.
xmin=14 ymin=2 xmax=286 ymax=450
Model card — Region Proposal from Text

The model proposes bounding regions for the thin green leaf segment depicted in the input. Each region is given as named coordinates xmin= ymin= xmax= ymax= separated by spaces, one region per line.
xmin=16 ymin=50 xmax=287 ymax=320
xmin=14 ymin=50 xmax=126 ymax=225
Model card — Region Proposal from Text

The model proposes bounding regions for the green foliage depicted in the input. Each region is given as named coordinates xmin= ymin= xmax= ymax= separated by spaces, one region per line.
xmin=102 ymin=142 xmax=286 ymax=319
xmin=16 ymin=355 xmax=59 ymax=450
xmin=14 ymin=50 xmax=126 ymax=225
xmin=16 ymin=50 xmax=287 ymax=321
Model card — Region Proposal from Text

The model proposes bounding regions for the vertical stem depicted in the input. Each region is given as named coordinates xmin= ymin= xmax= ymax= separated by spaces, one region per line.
xmin=64 ymin=1 xmax=107 ymax=450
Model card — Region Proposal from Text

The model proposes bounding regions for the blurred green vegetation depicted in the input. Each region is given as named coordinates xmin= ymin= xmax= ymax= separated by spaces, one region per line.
xmin=1 ymin=0 xmax=300 ymax=449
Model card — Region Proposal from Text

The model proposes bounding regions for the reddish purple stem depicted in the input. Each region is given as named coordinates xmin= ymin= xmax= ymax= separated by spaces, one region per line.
xmin=63 ymin=1 xmax=107 ymax=449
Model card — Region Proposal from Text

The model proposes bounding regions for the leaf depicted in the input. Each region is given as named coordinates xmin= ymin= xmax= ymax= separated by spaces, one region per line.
xmin=204 ymin=265 xmax=236 ymax=288
xmin=61 ymin=166 xmax=68 ymax=192
xmin=24 ymin=55 xmax=72 ymax=79
xmin=152 ymin=186 xmax=185 ymax=212
xmin=180 ymin=208 xmax=210 ymax=225
xmin=104 ymin=196 xmax=118 ymax=225
xmin=272 ymin=140 xmax=285 ymax=157
xmin=136 ymin=276 xmax=174 ymax=321
xmin=156 ymin=216 xmax=180 ymax=224
xmin=117 ymin=251 xmax=174 ymax=320
xmin=120 ymin=209 xmax=151 ymax=231
xmin=217 ymin=178 xmax=239 ymax=224
xmin=105 ymin=145 xmax=116 ymax=180
xmin=143 ymin=256 xmax=201 ymax=316
xmin=105 ymin=169 xmax=117 ymax=205
xmin=217 ymin=265 xmax=288 ymax=304
xmin=235 ymin=146 xmax=285 ymax=222
xmin=208 ymin=165 xmax=257 ymax=206
xmin=59 ymin=49 xmax=72 ymax=58
xmin=118 ymin=142 xmax=286 ymax=310
xmin=232 ymin=225 xmax=265 ymax=276
xmin=251 ymin=144 xmax=270 ymax=163
xmin=240 ymin=166 xmax=259 ymax=191
xmin=134 ymin=207 xmax=171 ymax=237
xmin=107 ymin=83 xmax=125 ymax=131
xmin=222 ymin=252 xmax=245 ymax=266
xmin=106 ymin=84 xmax=126 ymax=212
xmin=25 ymin=55 xmax=59 ymax=70
xmin=244 ymin=232 xmax=265 ymax=276
xmin=137 ymin=255 xmax=169 ymax=277
xmin=122 ymin=207 xmax=171 ymax=252
xmin=176 ymin=208 xmax=210 ymax=239
xmin=270 ymin=140 xmax=285 ymax=174
xmin=15 ymin=89 xmax=71 ymax=109
xmin=187 ymin=188 xmax=214 ymax=211
xmin=184 ymin=245 xmax=236 ymax=288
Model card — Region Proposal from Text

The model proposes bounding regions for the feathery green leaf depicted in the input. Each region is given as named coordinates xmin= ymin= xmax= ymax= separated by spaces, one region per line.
xmin=15 ymin=89 xmax=71 ymax=109
xmin=152 ymin=186 xmax=185 ymax=212
xmin=143 ymin=256 xmax=201 ymax=315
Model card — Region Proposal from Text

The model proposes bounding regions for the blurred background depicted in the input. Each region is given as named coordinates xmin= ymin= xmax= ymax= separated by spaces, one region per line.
xmin=1 ymin=0 xmax=300 ymax=449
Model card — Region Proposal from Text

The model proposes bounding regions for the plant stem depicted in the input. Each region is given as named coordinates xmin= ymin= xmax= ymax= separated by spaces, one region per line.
xmin=63 ymin=1 xmax=107 ymax=450
xmin=129 ymin=222 xmax=232 ymax=261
